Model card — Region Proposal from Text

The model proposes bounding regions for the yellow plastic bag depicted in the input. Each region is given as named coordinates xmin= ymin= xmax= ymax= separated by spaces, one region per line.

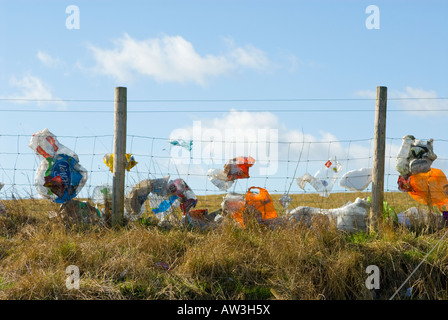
xmin=104 ymin=153 xmax=138 ymax=173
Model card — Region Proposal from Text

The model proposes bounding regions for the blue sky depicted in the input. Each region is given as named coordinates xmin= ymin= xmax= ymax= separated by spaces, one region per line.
xmin=0 ymin=0 xmax=447 ymax=202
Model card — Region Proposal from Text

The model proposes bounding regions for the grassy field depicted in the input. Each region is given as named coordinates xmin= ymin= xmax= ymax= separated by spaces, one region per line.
xmin=1 ymin=191 xmax=448 ymax=300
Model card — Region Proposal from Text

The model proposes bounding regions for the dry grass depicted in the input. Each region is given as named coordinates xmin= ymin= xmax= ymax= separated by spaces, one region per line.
xmin=1 ymin=192 xmax=448 ymax=300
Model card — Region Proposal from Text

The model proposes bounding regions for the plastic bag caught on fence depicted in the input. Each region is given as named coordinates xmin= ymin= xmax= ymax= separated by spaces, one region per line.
xmin=232 ymin=187 xmax=278 ymax=228
xmin=207 ymin=168 xmax=235 ymax=191
xmin=396 ymin=135 xmax=437 ymax=178
xmin=124 ymin=176 xmax=170 ymax=218
xmin=29 ymin=129 xmax=88 ymax=203
xmin=339 ymin=168 xmax=373 ymax=192
xmin=103 ymin=153 xmax=138 ymax=173
xmin=407 ymin=168 xmax=448 ymax=210
xmin=296 ymin=159 xmax=343 ymax=197
xmin=224 ymin=156 xmax=255 ymax=180
xmin=169 ymin=138 xmax=193 ymax=151
xmin=279 ymin=194 xmax=292 ymax=209
xmin=167 ymin=179 xmax=197 ymax=215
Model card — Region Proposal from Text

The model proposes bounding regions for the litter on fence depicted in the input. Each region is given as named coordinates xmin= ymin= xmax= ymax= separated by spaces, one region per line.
xmin=91 ymin=184 xmax=112 ymax=221
xmin=296 ymin=159 xmax=343 ymax=197
xmin=407 ymin=168 xmax=448 ymax=210
xmin=231 ymin=187 xmax=278 ymax=228
xmin=169 ymin=138 xmax=193 ymax=151
xmin=103 ymin=153 xmax=138 ymax=173
xmin=339 ymin=168 xmax=373 ymax=191
xmin=224 ymin=156 xmax=255 ymax=181
xmin=0 ymin=183 xmax=5 ymax=216
xmin=287 ymin=197 xmax=370 ymax=233
xmin=29 ymin=128 xmax=88 ymax=203
xmin=397 ymin=207 xmax=447 ymax=230
xmin=167 ymin=179 xmax=198 ymax=215
xmin=279 ymin=193 xmax=292 ymax=209
xmin=396 ymin=135 xmax=437 ymax=178
xmin=124 ymin=176 xmax=170 ymax=218
xmin=207 ymin=168 xmax=235 ymax=191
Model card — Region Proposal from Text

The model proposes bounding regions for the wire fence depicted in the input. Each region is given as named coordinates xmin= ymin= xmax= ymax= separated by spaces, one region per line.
xmin=2 ymin=131 xmax=448 ymax=214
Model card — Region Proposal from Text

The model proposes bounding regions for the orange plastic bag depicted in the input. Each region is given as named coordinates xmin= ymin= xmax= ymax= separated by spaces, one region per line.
xmin=232 ymin=187 xmax=278 ymax=228
xmin=408 ymin=168 xmax=448 ymax=209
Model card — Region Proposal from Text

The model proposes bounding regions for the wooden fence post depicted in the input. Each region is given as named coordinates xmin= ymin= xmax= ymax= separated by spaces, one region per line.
xmin=370 ymin=86 xmax=387 ymax=233
xmin=112 ymin=87 xmax=127 ymax=227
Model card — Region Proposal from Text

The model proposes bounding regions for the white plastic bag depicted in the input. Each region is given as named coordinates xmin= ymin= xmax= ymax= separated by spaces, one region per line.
xmin=339 ymin=168 xmax=373 ymax=192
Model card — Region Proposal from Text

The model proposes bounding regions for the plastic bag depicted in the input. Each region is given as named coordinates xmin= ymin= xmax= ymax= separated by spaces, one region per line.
xmin=170 ymin=139 xmax=193 ymax=151
xmin=91 ymin=184 xmax=112 ymax=205
xmin=339 ymin=168 xmax=373 ymax=192
xmin=232 ymin=187 xmax=277 ymax=228
xmin=408 ymin=168 xmax=448 ymax=209
xmin=279 ymin=193 xmax=292 ymax=209
xmin=224 ymin=156 xmax=255 ymax=180
xmin=207 ymin=168 xmax=235 ymax=191
xmin=395 ymin=135 xmax=437 ymax=178
xmin=221 ymin=193 xmax=246 ymax=216
xmin=124 ymin=176 xmax=170 ymax=217
xmin=297 ymin=159 xmax=343 ymax=197
xmin=288 ymin=197 xmax=369 ymax=232
xmin=167 ymin=179 xmax=197 ymax=215
xmin=29 ymin=129 xmax=88 ymax=203
xmin=103 ymin=153 xmax=138 ymax=173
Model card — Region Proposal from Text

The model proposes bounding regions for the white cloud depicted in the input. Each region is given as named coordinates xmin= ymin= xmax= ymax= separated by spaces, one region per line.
xmin=37 ymin=50 xmax=62 ymax=68
xmin=354 ymin=87 xmax=448 ymax=116
xmin=3 ymin=74 xmax=65 ymax=107
xmin=88 ymin=33 xmax=271 ymax=85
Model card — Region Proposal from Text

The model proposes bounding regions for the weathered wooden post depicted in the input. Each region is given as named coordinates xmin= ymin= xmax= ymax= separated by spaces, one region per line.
xmin=112 ymin=87 xmax=127 ymax=227
xmin=370 ymin=86 xmax=387 ymax=233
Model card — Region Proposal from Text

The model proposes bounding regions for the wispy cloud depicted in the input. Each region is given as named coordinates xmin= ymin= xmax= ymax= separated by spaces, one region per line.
xmin=87 ymin=33 xmax=271 ymax=85
xmin=2 ymin=74 xmax=65 ymax=107
xmin=36 ymin=50 xmax=62 ymax=68
xmin=354 ymin=86 xmax=448 ymax=116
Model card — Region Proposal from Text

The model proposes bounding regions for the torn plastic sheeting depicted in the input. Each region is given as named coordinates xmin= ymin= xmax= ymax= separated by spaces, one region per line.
xmin=91 ymin=184 xmax=112 ymax=205
xmin=169 ymin=138 xmax=193 ymax=151
xmin=124 ymin=176 xmax=170 ymax=217
xmin=397 ymin=207 xmax=447 ymax=230
xmin=395 ymin=135 xmax=437 ymax=178
xmin=103 ymin=153 xmax=138 ymax=173
xmin=207 ymin=168 xmax=235 ymax=191
xmin=287 ymin=197 xmax=369 ymax=233
xmin=279 ymin=194 xmax=292 ymax=209
xmin=29 ymin=129 xmax=88 ymax=204
xmin=339 ymin=168 xmax=373 ymax=192
xmin=224 ymin=156 xmax=255 ymax=181
xmin=408 ymin=168 xmax=448 ymax=210
xmin=296 ymin=159 xmax=343 ymax=197
xmin=167 ymin=179 xmax=197 ymax=215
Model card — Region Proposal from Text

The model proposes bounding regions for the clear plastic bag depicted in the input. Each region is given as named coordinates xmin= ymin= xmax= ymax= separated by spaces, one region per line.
xmin=29 ymin=129 xmax=88 ymax=203
xmin=297 ymin=159 xmax=342 ymax=197
xmin=207 ymin=168 xmax=235 ymax=191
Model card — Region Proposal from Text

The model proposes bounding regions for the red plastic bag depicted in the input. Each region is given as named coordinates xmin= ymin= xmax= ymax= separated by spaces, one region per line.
xmin=224 ymin=156 xmax=255 ymax=181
